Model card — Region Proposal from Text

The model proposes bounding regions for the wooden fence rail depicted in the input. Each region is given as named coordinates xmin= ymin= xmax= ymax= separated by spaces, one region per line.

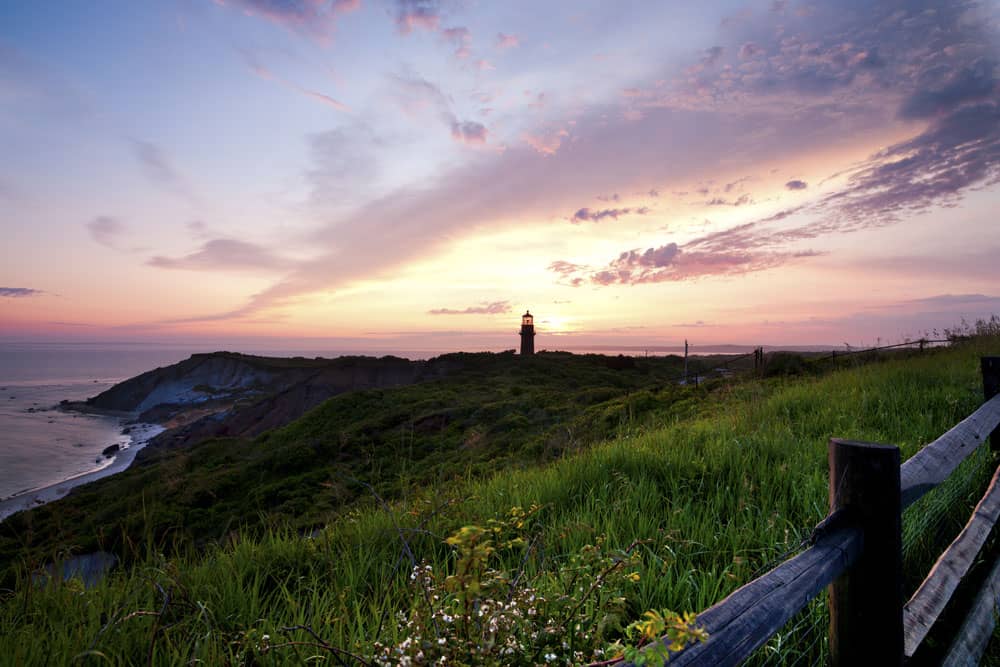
xmin=624 ymin=356 xmax=1000 ymax=666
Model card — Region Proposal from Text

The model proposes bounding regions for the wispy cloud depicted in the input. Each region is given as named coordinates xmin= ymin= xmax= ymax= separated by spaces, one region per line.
xmin=241 ymin=50 xmax=350 ymax=113
xmin=706 ymin=194 xmax=753 ymax=207
xmin=148 ymin=239 xmax=294 ymax=273
xmin=428 ymin=301 xmax=511 ymax=315
xmin=86 ymin=216 xmax=126 ymax=249
xmin=218 ymin=0 xmax=360 ymax=40
xmin=569 ymin=207 xmax=649 ymax=223
xmin=0 ymin=287 xmax=42 ymax=298
xmin=180 ymin=0 xmax=1000 ymax=322
xmin=523 ymin=127 xmax=568 ymax=155
xmin=496 ymin=33 xmax=520 ymax=49
xmin=550 ymin=242 xmax=822 ymax=287
xmin=549 ymin=0 xmax=1000 ymax=289
xmin=394 ymin=0 xmax=441 ymax=33
xmin=132 ymin=140 xmax=183 ymax=190
xmin=450 ymin=119 xmax=488 ymax=144
xmin=390 ymin=72 xmax=490 ymax=146
xmin=441 ymin=26 xmax=471 ymax=58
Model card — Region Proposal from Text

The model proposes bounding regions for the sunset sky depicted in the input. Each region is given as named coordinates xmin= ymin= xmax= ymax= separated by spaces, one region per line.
xmin=1 ymin=0 xmax=999 ymax=352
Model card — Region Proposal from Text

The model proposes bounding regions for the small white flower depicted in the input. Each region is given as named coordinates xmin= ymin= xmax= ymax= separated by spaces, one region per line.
xmin=544 ymin=653 xmax=557 ymax=662
xmin=438 ymin=638 xmax=447 ymax=645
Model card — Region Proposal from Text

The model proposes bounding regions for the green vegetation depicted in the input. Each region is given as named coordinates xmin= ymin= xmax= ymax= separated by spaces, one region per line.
xmin=1 ymin=333 xmax=998 ymax=664
xmin=1 ymin=352 xmax=704 ymax=568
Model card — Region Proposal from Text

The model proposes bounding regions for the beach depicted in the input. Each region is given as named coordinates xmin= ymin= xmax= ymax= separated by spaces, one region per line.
xmin=0 ymin=422 xmax=164 ymax=522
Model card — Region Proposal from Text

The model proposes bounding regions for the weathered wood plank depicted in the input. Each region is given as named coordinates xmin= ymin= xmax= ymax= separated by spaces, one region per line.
xmin=900 ymin=393 xmax=1000 ymax=510
xmin=941 ymin=553 xmax=1000 ymax=667
xmin=828 ymin=439 xmax=903 ymax=666
xmin=623 ymin=525 xmax=861 ymax=667
xmin=904 ymin=463 xmax=1000 ymax=657
xmin=985 ymin=357 xmax=1000 ymax=451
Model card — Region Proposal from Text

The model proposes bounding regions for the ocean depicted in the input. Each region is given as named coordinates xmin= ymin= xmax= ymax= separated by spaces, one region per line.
xmin=0 ymin=343 xmax=195 ymax=502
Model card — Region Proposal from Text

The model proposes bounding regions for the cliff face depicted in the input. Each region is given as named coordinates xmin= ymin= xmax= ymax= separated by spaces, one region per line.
xmin=86 ymin=353 xmax=290 ymax=412
xmin=82 ymin=351 xmax=469 ymax=451
xmin=150 ymin=355 xmax=437 ymax=448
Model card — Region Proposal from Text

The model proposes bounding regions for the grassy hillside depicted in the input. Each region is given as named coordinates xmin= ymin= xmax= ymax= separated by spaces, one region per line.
xmin=1 ymin=338 xmax=998 ymax=664
xmin=0 ymin=351 xmax=701 ymax=572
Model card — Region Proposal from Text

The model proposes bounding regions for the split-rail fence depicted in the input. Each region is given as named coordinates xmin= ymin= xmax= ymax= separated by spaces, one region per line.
xmin=628 ymin=356 xmax=1000 ymax=666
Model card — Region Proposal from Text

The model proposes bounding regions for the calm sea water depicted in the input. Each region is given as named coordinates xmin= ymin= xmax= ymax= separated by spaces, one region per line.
xmin=0 ymin=344 xmax=197 ymax=500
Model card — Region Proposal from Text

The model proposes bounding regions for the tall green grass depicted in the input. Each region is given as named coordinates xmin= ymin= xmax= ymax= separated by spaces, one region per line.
xmin=1 ymin=338 xmax=997 ymax=664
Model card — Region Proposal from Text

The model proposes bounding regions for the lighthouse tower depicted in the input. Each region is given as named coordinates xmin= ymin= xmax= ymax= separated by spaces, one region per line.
xmin=519 ymin=311 xmax=536 ymax=356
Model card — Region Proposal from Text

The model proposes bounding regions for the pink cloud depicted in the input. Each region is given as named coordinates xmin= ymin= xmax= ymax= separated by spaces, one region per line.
xmin=428 ymin=300 xmax=510 ymax=315
xmin=451 ymin=120 xmax=488 ymax=145
xmin=551 ymin=242 xmax=821 ymax=286
xmin=149 ymin=239 xmax=293 ymax=273
xmin=219 ymin=0 xmax=360 ymax=40
xmin=523 ymin=128 xmax=568 ymax=155
xmin=569 ymin=207 xmax=649 ymax=224
xmin=298 ymin=87 xmax=351 ymax=112
xmin=496 ymin=32 xmax=520 ymax=49
xmin=395 ymin=0 xmax=440 ymax=33
xmin=441 ymin=26 xmax=471 ymax=58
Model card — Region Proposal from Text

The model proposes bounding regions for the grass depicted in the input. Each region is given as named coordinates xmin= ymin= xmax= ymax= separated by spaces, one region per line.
xmin=0 ymin=335 xmax=998 ymax=664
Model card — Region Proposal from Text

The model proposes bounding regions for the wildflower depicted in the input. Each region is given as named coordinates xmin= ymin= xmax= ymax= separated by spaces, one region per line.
xmin=544 ymin=653 xmax=557 ymax=662
xmin=627 ymin=572 xmax=641 ymax=582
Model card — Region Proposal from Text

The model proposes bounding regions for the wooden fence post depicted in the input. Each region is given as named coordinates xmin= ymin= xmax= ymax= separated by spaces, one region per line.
xmin=985 ymin=358 xmax=1000 ymax=452
xmin=828 ymin=439 xmax=903 ymax=666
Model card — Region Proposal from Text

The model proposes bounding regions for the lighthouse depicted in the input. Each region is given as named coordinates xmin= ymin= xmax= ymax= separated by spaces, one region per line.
xmin=519 ymin=311 xmax=536 ymax=356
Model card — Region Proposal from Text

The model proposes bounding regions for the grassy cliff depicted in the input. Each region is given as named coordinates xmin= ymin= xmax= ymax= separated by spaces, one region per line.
xmin=1 ymin=339 xmax=998 ymax=664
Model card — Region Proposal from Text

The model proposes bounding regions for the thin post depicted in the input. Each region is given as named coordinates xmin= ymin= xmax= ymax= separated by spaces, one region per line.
xmin=684 ymin=339 xmax=689 ymax=384
xmin=984 ymin=358 xmax=1000 ymax=452
xmin=828 ymin=439 xmax=903 ymax=666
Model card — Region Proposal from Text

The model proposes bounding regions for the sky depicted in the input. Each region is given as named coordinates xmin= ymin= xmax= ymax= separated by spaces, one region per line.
xmin=1 ymin=0 xmax=999 ymax=353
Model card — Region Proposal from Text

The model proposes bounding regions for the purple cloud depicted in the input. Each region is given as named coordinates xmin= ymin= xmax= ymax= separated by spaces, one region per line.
xmin=496 ymin=33 xmax=520 ymax=49
xmin=739 ymin=42 xmax=763 ymax=59
xmin=552 ymin=241 xmax=821 ymax=287
xmin=0 ymin=287 xmax=42 ymax=298
xmin=132 ymin=140 xmax=180 ymax=188
xmin=220 ymin=0 xmax=360 ymax=38
xmin=570 ymin=207 xmax=649 ymax=223
xmin=182 ymin=0 xmax=1000 ymax=320
xmin=441 ymin=26 xmax=471 ymax=58
xmin=706 ymin=194 xmax=753 ymax=206
xmin=148 ymin=239 xmax=293 ymax=273
xmin=391 ymin=72 xmax=490 ymax=146
xmin=395 ymin=0 xmax=440 ymax=33
xmin=428 ymin=300 xmax=511 ymax=315
xmin=552 ymin=0 xmax=1000 ymax=290
xmin=701 ymin=46 xmax=724 ymax=66
xmin=450 ymin=120 xmax=488 ymax=144
xmin=86 ymin=216 xmax=126 ymax=249
xmin=898 ymin=59 xmax=997 ymax=121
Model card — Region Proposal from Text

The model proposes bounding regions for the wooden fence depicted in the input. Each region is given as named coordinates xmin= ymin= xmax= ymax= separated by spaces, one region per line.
xmin=811 ymin=338 xmax=952 ymax=364
xmin=627 ymin=356 xmax=1000 ymax=666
